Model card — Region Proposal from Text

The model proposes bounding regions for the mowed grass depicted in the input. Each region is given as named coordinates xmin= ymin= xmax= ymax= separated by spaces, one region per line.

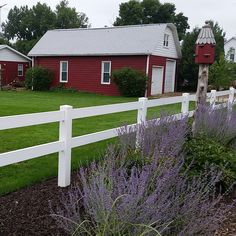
xmin=0 ymin=90 xmax=194 ymax=195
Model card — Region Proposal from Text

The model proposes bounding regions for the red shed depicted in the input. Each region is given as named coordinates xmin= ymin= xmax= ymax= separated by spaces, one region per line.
xmin=28 ymin=24 xmax=182 ymax=96
xmin=0 ymin=45 xmax=31 ymax=86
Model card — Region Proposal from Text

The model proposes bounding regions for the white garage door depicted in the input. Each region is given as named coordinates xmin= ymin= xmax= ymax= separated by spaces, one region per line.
xmin=151 ymin=66 xmax=163 ymax=95
xmin=164 ymin=60 xmax=176 ymax=93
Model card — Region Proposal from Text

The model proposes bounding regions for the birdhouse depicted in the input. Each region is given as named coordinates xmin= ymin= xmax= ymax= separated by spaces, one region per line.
xmin=195 ymin=21 xmax=216 ymax=64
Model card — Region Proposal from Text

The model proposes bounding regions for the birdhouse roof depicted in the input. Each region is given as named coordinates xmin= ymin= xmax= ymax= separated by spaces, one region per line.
xmin=196 ymin=22 xmax=216 ymax=45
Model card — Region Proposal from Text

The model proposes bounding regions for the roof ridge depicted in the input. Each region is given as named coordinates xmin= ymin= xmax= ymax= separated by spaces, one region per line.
xmin=50 ymin=23 xmax=167 ymax=32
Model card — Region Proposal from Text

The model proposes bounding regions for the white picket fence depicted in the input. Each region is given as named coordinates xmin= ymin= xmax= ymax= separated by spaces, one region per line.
xmin=0 ymin=87 xmax=235 ymax=187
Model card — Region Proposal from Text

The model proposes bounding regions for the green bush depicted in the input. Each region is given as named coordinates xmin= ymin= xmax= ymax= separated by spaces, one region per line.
xmin=184 ymin=135 xmax=236 ymax=186
xmin=25 ymin=67 xmax=53 ymax=91
xmin=209 ymin=54 xmax=236 ymax=90
xmin=112 ymin=67 xmax=148 ymax=97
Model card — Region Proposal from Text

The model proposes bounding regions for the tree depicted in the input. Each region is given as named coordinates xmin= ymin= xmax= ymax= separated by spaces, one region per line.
xmin=179 ymin=21 xmax=226 ymax=91
xmin=178 ymin=28 xmax=200 ymax=90
xmin=55 ymin=0 xmax=89 ymax=28
xmin=14 ymin=39 xmax=39 ymax=56
xmin=114 ymin=0 xmax=143 ymax=26
xmin=3 ymin=6 xmax=33 ymax=41
xmin=2 ymin=3 xmax=55 ymax=41
xmin=0 ymin=37 xmax=11 ymax=46
xmin=209 ymin=54 xmax=236 ymax=90
xmin=114 ymin=0 xmax=189 ymax=40
xmin=2 ymin=1 xmax=89 ymax=54
xmin=30 ymin=3 xmax=56 ymax=39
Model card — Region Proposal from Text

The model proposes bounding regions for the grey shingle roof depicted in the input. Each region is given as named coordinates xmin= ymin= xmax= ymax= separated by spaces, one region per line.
xmin=196 ymin=22 xmax=216 ymax=45
xmin=0 ymin=45 xmax=31 ymax=61
xmin=28 ymin=24 xmax=181 ymax=57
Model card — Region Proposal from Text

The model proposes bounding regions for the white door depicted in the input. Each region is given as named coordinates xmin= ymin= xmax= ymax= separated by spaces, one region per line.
xmin=164 ymin=60 xmax=176 ymax=93
xmin=151 ymin=66 xmax=164 ymax=95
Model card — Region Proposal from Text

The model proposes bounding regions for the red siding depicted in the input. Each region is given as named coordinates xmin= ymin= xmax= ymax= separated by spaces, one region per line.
xmin=35 ymin=56 xmax=147 ymax=96
xmin=147 ymin=55 xmax=178 ymax=96
xmin=0 ymin=61 xmax=30 ymax=85
xmin=195 ymin=44 xmax=215 ymax=64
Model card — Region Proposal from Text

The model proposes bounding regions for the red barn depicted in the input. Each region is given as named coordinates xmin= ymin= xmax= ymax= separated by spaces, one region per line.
xmin=28 ymin=24 xmax=181 ymax=96
xmin=0 ymin=45 xmax=31 ymax=86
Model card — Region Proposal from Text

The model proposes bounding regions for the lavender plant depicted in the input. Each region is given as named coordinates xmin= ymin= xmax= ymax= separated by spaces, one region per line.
xmin=52 ymin=115 xmax=231 ymax=235
xmin=193 ymin=104 xmax=236 ymax=148
xmin=118 ymin=114 xmax=189 ymax=162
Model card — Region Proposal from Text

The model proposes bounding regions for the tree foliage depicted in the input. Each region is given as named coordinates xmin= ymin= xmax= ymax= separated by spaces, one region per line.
xmin=2 ymin=1 xmax=89 ymax=54
xmin=55 ymin=0 xmax=89 ymax=29
xmin=179 ymin=21 xmax=226 ymax=90
xmin=114 ymin=0 xmax=189 ymax=40
xmin=209 ymin=54 xmax=236 ymax=90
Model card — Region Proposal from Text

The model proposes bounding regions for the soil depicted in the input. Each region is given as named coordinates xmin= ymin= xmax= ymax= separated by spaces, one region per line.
xmin=0 ymin=176 xmax=72 ymax=236
xmin=0 ymin=174 xmax=235 ymax=236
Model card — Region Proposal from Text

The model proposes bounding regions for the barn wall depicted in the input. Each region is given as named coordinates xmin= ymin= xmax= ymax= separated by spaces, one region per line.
xmin=35 ymin=55 xmax=147 ymax=96
xmin=0 ymin=61 xmax=30 ymax=85
xmin=152 ymin=26 xmax=178 ymax=59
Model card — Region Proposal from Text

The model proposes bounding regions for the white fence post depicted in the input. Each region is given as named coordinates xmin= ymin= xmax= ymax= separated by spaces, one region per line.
xmin=181 ymin=93 xmax=189 ymax=115
xmin=210 ymin=90 xmax=216 ymax=107
xmin=136 ymin=97 xmax=148 ymax=148
xmin=228 ymin=87 xmax=235 ymax=111
xmin=137 ymin=97 xmax=148 ymax=124
xmin=58 ymin=105 xmax=73 ymax=187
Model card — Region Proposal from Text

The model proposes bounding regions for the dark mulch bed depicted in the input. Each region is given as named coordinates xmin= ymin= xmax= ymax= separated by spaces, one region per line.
xmin=0 ymin=176 xmax=74 ymax=236
xmin=0 ymin=174 xmax=236 ymax=236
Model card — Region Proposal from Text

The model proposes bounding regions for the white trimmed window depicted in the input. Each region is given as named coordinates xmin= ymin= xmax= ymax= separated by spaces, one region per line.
xmin=18 ymin=64 xmax=23 ymax=76
xmin=60 ymin=61 xmax=68 ymax=83
xmin=229 ymin=48 xmax=235 ymax=62
xmin=163 ymin=34 xmax=169 ymax=47
xmin=101 ymin=61 xmax=111 ymax=84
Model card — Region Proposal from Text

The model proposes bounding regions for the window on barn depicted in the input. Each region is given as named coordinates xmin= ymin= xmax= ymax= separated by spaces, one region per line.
xmin=60 ymin=61 xmax=68 ymax=83
xmin=101 ymin=61 xmax=111 ymax=84
xmin=163 ymin=34 xmax=169 ymax=47
xmin=229 ymin=48 xmax=235 ymax=62
xmin=18 ymin=64 xmax=23 ymax=76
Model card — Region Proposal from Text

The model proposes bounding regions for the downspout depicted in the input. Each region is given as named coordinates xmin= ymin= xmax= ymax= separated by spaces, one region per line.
xmin=145 ymin=55 xmax=150 ymax=97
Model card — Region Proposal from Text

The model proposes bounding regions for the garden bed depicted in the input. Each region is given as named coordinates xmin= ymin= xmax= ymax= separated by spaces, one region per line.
xmin=0 ymin=173 xmax=235 ymax=236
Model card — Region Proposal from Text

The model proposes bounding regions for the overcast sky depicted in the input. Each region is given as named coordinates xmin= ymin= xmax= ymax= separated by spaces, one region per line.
xmin=1 ymin=0 xmax=235 ymax=39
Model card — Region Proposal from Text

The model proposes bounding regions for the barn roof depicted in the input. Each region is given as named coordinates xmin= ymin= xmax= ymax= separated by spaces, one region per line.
xmin=28 ymin=23 xmax=181 ymax=58
xmin=225 ymin=37 xmax=236 ymax=45
xmin=0 ymin=45 xmax=31 ymax=61
xmin=196 ymin=22 xmax=216 ymax=45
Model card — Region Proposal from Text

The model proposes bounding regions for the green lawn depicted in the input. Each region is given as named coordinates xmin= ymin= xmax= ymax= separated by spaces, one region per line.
xmin=0 ymin=90 xmax=193 ymax=195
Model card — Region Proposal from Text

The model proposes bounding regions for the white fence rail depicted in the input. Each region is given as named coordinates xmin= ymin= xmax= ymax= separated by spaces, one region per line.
xmin=0 ymin=87 xmax=235 ymax=187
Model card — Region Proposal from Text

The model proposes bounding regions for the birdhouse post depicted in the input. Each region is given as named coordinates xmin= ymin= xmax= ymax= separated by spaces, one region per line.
xmin=195 ymin=21 xmax=216 ymax=106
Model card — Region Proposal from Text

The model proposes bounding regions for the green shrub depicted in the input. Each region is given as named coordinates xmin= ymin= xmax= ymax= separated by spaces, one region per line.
xmin=112 ymin=67 xmax=148 ymax=97
xmin=25 ymin=66 xmax=53 ymax=91
xmin=184 ymin=135 xmax=236 ymax=186
xmin=50 ymin=84 xmax=78 ymax=93
xmin=209 ymin=54 xmax=236 ymax=90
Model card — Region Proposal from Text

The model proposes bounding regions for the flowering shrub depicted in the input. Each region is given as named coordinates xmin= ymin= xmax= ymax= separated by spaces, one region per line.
xmin=193 ymin=104 xmax=236 ymax=148
xmin=52 ymin=115 xmax=231 ymax=235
